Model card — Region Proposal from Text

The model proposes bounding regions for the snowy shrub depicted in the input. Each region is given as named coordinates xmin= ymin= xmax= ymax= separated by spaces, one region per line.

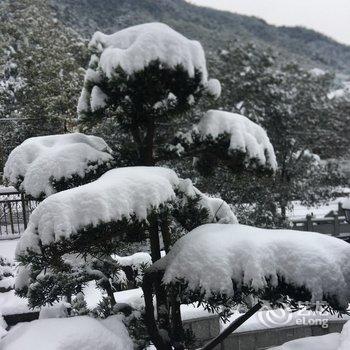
xmin=15 ymin=167 xmax=236 ymax=307
xmin=3 ymin=133 xmax=115 ymax=199
xmin=175 ymin=110 xmax=277 ymax=176
xmin=154 ymin=224 xmax=350 ymax=313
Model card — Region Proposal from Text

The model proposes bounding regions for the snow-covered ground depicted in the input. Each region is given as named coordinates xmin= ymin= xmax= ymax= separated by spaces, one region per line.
xmin=288 ymin=192 xmax=350 ymax=220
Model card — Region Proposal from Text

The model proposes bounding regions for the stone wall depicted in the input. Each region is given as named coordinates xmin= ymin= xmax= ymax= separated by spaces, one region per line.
xmin=184 ymin=316 xmax=346 ymax=350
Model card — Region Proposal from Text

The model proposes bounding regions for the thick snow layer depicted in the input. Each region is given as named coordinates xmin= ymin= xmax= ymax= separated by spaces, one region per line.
xmin=342 ymin=198 xmax=350 ymax=210
xmin=16 ymin=167 xmax=237 ymax=258
xmin=0 ymin=186 xmax=17 ymax=194
xmin=206 ymin=78 xmax=221 ymax=99
xmin=114 ymin=252 xmax=152 ymax=270
xmin=3 ymin=133 xmax=114 ymax=198
xmin=89 ymin=22 xmax=208 ymax=82
xmin=0 ymin=290 xmax=37 ymax=315
xmin=192 ymin=110 xmax=277 ymax=170
xmin=90 ymin=86 xmax=108 ymax=112
xmin=271 ymin=320 xmax=350 ymax=350
xmin=0 ymin=315 xmax=133 ymax=350
xmin=159 ymin=224 xmax=350 ymax=307
xmin=270 ymin=333 xmax=340 ymax=350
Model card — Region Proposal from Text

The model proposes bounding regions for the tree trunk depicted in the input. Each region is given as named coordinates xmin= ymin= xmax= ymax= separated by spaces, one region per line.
xmin=149 ymin=213 xmax=171 ymax=338
xmin=143 ymin=270 xmax=172 ymax=350
xmin=143 ymin=118 xmax=156 ymax=166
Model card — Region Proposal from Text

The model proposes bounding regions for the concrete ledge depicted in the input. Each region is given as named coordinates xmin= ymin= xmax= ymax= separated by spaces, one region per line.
xmin=184 ymin=316 xmax=346 ymax=350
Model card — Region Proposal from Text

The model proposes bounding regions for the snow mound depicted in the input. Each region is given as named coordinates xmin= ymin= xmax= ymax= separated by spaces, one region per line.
xmin=270 ymin=333 xmax=340 ymax=350
xmin=89 ymin=22 xmax=208 ymax=82
xmin=271 ymin=319 xmax=350 ymax=350
xmin=342 ymin=198 xmax=350 ymax=210
xmin=3 ymin=133 xmax=114 ymax=198
xmin=0 ymin=315 xmax=133 ymax=350
xmin=15 ymin=167 xmax=237 ymax=258
xmin=158 ymin=224 xmax=350 ymax=308
xmin=196 ymin=110 xmax=277 ymax=170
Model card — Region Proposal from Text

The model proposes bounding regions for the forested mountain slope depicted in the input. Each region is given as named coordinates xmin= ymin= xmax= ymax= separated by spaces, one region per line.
xmin=50 ymin=0 xmax=350 ymax=74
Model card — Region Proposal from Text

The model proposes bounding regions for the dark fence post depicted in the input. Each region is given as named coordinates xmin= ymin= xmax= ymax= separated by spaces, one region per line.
xmin=306 ymin=214 xmax=313 ymax=231
xmin=7 ymin=202 xmax=15 ymax=235
xmin=334 ymin=214 xmax=339 ymax=237
xmin=21 ymin=193 xmax=28 ymax=229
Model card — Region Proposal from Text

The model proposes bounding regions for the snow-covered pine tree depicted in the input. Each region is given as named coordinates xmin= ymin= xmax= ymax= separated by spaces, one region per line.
xmin=0 ymin=0 xmax=87 ymax=168
xmin=144 ymin=224 xmax=350 ymax=350
xmin=14 ymin=166 xmax=237 ymax=307
xmin=77 ymin=22 xmax=221 ymax=166
xmin=204 ymin=42 xmax=346 ymax=223
xmin=10 ymin=23 xmax=278 ymax=348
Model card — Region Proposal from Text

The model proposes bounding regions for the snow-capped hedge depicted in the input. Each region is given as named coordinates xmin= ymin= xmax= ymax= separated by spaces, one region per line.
xmin=177 ymin=110 xmax=277 ymax=172
xmin=156 ymin=224 xmax=350 ymax=309
xmin=16 ymin=167 xmax=237 ymax=258
xmin=3 ymin=133 xmax=114 ymax=199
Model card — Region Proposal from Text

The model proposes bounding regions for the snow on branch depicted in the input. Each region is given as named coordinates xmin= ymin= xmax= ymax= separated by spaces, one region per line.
xmin=89 ymin=22 xmax=208 ymax=82
xmin=15 ymin=167 xmax=237 ymax=258
xmin=156 ymin=224 xmax=350 ymax=310
xmin=3 ymin=133 xmax=114 ymax=199
xmin=177 ymin=110 xmax=277 ymax=172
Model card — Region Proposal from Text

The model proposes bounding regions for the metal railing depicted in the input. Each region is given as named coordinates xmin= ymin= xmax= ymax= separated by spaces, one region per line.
xmin=0 ymin=189 xmax=39 ymax=238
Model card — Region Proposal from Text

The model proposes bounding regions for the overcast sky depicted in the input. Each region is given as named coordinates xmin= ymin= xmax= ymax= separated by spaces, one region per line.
xmin=188 ymin=0 xmax=350 ymax=45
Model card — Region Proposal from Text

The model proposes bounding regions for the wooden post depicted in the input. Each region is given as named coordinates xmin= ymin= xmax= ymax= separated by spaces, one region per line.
xmin=306 ymin=214 xmax=312 ymax=232
xmin=334 ymin=214 xmax=339 ymax=237
xmin=142 ymin=270 xmax=172 ymax=350
xmin=8 ymin=202 xmax=15 ymax=235
xmin=21 ymin=193 xmax=28 ymax=229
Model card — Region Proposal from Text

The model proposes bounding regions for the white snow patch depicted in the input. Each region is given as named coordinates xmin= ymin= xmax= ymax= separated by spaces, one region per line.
xmin=89 ymin=22 xmax=209 ymax=83
xmin=159 ymin=224 xmax=350 ymax=307
xmin=114 ymin=252 xmax=152 ymax=270
xmin=309 ymin=68 xmax=326 ymax=77
xmin=342 ymin=198 xmax=350 ymax=210
xmin=90 ymin=86 xmax=108 ymax=112
xmin=3 ymin=133 xmax=114 ymax=198
xmin=271 ymin=319 xmax=350 ymax=350
xmin=0 ymin=315 xmax=133 ymax=350
xmin=270 ymin=333 xmax=340 ymax=350
xmin=206 ymin=78 xmax=221 ymax=99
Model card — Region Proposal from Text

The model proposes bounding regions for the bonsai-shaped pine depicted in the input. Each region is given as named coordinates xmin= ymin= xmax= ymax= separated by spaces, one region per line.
xmin=77 ymin=22 xmax=221 ymax=167
xmin=143 ymin=224 xmax=350 ymax=350
xmin=14 ymin=167 xmax=237 ymax=308
xmin=11 ymin=22 xmax=278 ymax=348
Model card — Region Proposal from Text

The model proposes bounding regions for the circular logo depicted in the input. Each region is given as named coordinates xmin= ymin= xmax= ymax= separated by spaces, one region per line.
xmin=257 ymin=307 xmax=293 ymax=328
